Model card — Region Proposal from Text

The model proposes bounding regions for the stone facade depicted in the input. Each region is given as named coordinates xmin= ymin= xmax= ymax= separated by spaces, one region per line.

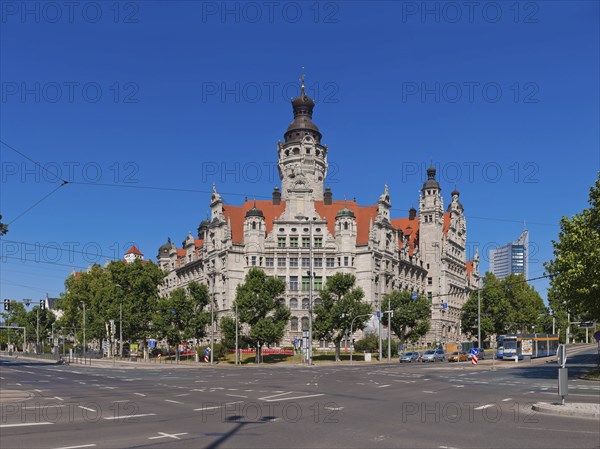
xmin=157 ymin=81 xmax=480 ymax=346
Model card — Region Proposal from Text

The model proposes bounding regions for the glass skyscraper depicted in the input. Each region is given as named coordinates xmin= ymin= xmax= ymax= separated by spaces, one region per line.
xmin=489 ymin=230 xmax=529 ymax=280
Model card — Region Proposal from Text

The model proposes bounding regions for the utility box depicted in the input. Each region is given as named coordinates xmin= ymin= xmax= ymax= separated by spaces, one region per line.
xmin=364 ymin=352 xmax=372 ymax=362
xmin=558 ymin=367 xmax=568 ymax=400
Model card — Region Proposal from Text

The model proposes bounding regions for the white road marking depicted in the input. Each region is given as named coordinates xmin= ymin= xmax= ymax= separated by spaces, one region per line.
xmin=517 ymin=426 xmax=599 ymax=434
xmin=474 ymin=404 xmax=495 ymax=410
xmin=133 ymin=393 xmax=146 ymax=397
xmin=112 ymin=400 xmax=130 ymax=403
xmin=453 ymin=385 xmax=465 ymax=388
xmin=175 ymin=393 xmax=190 ymax=397
xmin=78 ymin=405 xmax=97 ymax=412
xmin=261 ymin=393 xmax=325 ymax=402
xmin=422 ymin=391 xmax=436 ymax=394
xmin=54 ymin=396 xmax=64 ymax=401
xmin=502 ymin=398 xmax=513 ymax=402
xmin=165 ymin=399 xmax=183 ymax=404
xmin=194 ymin=401 xmax=243 ymax=411
xmin=103 ymin=413 xmax=156 ymax=420
xmin=52 ymin=444 xmax=96 ymax=449
xmin=0 ymin=422 xmax=54 ymax=428
xmin=226 ymin=394 xmax=248 ymax=398
xmin=377 ymin=385 xmax=391 ymax=388
xmin=259 ymin=391 xmax=295 ymax=400
xmin=149 ymin=432 xmax=188 ymax=440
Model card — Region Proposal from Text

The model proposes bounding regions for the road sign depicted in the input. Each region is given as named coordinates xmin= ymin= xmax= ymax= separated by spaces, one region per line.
xmin=557 ymin=344 xmax=567 ymax=368
xmin=471 ymin=348 xmax=479 ymax=356
xmin=578 ymin=321 xmax=596 ymax=329
xmin=411 ymin=293 xmax=418 ymax=300
xmin=442 ymin=303 xmax=448 ymax=310
xmin=376 ymin=311 xmax=381 ymax=319
xmin=471 ymin=354 xmax=478 ymax=365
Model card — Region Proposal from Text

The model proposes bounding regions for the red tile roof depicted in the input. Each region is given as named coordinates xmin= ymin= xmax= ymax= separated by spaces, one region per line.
xmin=443 ymin=212 xmax=451 ymax=237
xmin=466 ymin=261 xmax=474 ymax=281
xmin=391 ymin=217 xmax=419 ymax=256
xmin=222 ymin=200 xmax=287 ymax=244
xmin=314 ymin=201 xmax=378 ymax=245
xmin=125 ymin=245 xmax=144 ymax=256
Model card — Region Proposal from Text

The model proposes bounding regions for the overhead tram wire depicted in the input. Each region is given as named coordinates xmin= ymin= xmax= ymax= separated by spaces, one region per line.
xmin=1 ymin=255 xmax=96 ymax=271
xmin=7 ymin=181 xmax=69 ymax=225
xmin=2 ymin=140 xmax=556 ymax=227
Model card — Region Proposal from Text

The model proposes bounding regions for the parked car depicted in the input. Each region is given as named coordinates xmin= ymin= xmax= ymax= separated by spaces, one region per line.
xmin=448 ymin=351 xmax=469 ymax=362
xmin=399 ymin=351 xmax=421 ymax=363
xmin=421 ymin=349 xmax=445 ymax=362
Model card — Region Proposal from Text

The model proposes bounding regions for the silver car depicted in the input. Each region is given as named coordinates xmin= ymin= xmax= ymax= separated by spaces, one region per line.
xmin=421 ymin=349 xmax=445 ymax=362
xmin=399 ymin=351 xmax=421 ymax=363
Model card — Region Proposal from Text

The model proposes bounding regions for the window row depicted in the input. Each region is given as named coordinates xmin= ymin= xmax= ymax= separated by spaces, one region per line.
xmin=279 ymin=297 xmax=323 ymax=309
xmin=277 ymin=236 xmax=323 ymax=248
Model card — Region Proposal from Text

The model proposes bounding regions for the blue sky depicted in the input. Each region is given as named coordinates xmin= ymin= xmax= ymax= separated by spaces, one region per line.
xmin=1 ymin=0 xmax=598 ymax=303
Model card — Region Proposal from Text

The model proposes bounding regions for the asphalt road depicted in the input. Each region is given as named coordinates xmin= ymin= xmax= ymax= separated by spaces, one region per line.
xmin=1 ymin=345 xmax=598 ymax=449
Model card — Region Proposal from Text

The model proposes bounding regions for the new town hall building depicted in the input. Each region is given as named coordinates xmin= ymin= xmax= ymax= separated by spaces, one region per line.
xmin=156 ymin=82 xmax=481 ymax=347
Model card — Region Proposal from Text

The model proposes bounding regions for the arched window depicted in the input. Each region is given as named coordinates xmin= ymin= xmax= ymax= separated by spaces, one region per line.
xmin=291 ymin=317 xmax=299 ymax=331
xmin=344 ymin=222 xmax=349 ymax=231
xmin=252 ymin=222 xmax=256 ymax=230
xmin=301 ymin=317 xmax=309 ymax=331
xmin=289 ymin=298 xmax=298 ymax=309
xmin=314 ymin=298 xmax=322 ymax=307
xmin=293 ymin=147 xmax=300 ymax=155
xmin=279 ymin=298 xmax=286 ymax=307
xmin=302 ymin=298 xmax=310 ymax=309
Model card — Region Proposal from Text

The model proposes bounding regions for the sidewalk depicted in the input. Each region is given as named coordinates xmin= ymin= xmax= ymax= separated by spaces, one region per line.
xmin=532 ymin=401 xmax=600 ymax=418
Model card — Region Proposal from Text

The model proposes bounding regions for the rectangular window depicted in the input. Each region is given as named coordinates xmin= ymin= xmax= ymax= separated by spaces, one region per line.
xmin=290 ymin=258 xmax=298 ymax=267
xmin=314 ymin=276 xmax=323 ymax=291
xmin=266 ymin=257 xmax=274 ymax=267
xmin=302 ymin=257 xmax=310 ymax=268
xmin=314 ymin=258 xmax=322 ymax=267
xmin=302 ymin=276 xmax=311 ymax=291
xmin=302 ymin=237 xmax=310 ymax=248
xmin=290 ymin=276 xmax=299 ymax=290
xmin=427 ymin=292 xmax=432 ymax=302
xmin=326 ymin=257 xmax=335 ymax=267
xmin=277 ymin=257 xmax=286 ymax=267
xmin=251 ymin=256 xmax=257 ymax=266
xmin=344 ymin=256 xmax=349 ymax=267
xmin=278 ymin=236 xmax=286 ymax=248
xmin=427 ymin=277 xmax=433 ymax=286
xmin=314 ymin=237 xmax=323 ymax=248
xmin=290 ymin=237 xmax=298 ymax=248
xmin=278 ymin=276 xmax=286 ymax=285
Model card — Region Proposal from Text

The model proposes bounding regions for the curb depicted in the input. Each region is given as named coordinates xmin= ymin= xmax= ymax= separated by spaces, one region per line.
xmin=531 ymin=402 xmax=600 ymax=419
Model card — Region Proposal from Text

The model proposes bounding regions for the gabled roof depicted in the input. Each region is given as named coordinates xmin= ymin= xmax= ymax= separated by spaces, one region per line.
xmin=314 ymin=201 xmax=378 ymax=245
xmin=391 ymin=217 xmax=419 ymax=256
xmin=222 ymin=200 xmax=287 ymax=243
xmin=125 ymin=245 xmax=143 ymax=256
xmin=466 ymin=261 xmax=474 ymax=281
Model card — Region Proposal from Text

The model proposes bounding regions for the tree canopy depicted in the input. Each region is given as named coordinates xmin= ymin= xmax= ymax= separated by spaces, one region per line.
xmin=381 ymin=290 xmax=430 ymax=343
xmin=545 ymin=173 xmax=600 ymax=321
xmin=313 ymin=272 xmax=372 ymax=361
xmin=234 ymin=268 xmax=290 ymax=359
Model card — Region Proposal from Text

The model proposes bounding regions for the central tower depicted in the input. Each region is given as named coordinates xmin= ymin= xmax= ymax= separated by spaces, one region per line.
xmin=277 ymin=76 xmax=328 ymax=201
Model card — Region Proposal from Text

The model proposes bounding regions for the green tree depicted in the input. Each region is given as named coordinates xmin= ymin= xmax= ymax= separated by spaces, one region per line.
xmin=381 ymin=291 xmax=430 ymax=344
xmin=545 ymin=173 xmax=600 ymax=321
xmin=153 ymin=281 xmax=210 ymax=348
xmin=0 ymin=214 xmax=8 ymax=236
xmin=504 ymin=273 xmax=547 ymax=333
xmin=234 ymin=268 xmax=290 ymax=360
xmin=58 ymin=260 xmax=165 ymax=353
xmin=313 ymin=273 xmax=372 ymax=361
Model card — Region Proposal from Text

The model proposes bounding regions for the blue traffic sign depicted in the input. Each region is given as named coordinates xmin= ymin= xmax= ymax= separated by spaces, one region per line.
xmin=411 ymin=293 xmax=418 ymax=300
xmin=471 ymin=348 xmax=479 ymax=356
xmin=376 ymin=312 xmax=381 ymax=319
xmin=442 ymin=303 xmax=448 ymax=310
xmin=294 ymin=338 xmax=299 ymax=345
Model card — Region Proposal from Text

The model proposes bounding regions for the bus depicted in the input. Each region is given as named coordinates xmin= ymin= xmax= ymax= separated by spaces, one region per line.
xmin=497 ymin=334 xmax=558 ymax=360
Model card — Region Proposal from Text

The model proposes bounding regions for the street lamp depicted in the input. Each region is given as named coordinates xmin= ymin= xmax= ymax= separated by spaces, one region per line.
xmin=81 ymin=302 xmax=86 ymax=355
xmin=350 ymin=313 xmax=373 ymax=365
xmin=208 ymin=271 xmax=216 ymax=365
xmin=296 ymin=214 xmax=316 ymax=365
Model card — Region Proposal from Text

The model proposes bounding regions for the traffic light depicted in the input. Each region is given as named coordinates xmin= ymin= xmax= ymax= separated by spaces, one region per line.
xmin=40 ymin=300 xmax=46 ymax=310
xmin=3 ymin=299 xmax=9 ymax=311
